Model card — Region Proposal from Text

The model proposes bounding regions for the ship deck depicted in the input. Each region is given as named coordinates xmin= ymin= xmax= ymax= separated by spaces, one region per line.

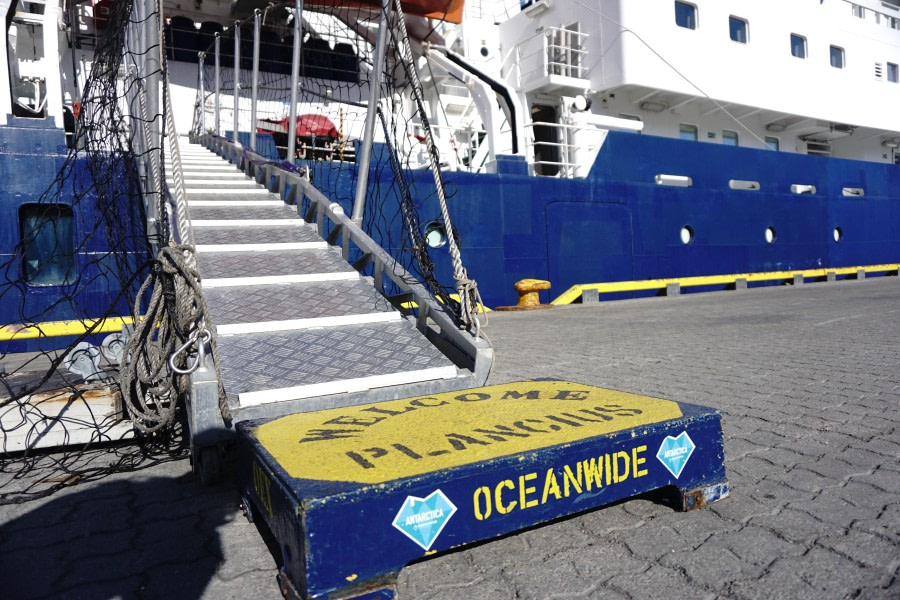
xmin=1 ymin=277 xmax=898 ymax=599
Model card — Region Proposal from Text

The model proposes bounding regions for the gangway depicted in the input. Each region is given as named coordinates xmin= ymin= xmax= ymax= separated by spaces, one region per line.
xmin=165 ymin=136 xmax=492 ymax=482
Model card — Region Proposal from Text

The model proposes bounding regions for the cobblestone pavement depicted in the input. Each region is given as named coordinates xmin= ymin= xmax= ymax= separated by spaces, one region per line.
xmin=2 ymin=278 xmax=898 ymax=599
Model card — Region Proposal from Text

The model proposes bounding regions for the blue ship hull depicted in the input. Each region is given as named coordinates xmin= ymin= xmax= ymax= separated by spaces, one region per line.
xmin=0 ymin=123 xmax=149 ymax=353
xmin=305 ymin=130 xmax=900 ymax=308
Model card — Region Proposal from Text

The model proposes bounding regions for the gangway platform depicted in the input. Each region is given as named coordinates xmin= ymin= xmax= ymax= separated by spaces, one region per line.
xmin=236 ymin=380 xmax=729 ymax=599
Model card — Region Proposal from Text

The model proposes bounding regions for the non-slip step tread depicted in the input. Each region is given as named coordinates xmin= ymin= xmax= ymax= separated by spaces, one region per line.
xmin=205 ymin=279 xmax=393 ymax=325
xmin=186 ymin=193 xmax=280 ymax=202
xmin=193 ymin=224 xmax=322 ymax=245
xmin=199 ymin=249 xmax=354 ymax=279
xmin=189 ymin=205 xmax=297 ymax=221
xmin=216 ymin=321 xmax=456 ymax=398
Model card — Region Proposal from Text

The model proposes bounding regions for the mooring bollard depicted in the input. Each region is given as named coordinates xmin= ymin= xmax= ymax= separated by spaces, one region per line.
xmin=496 ymin=279 xmax=553 ymax=311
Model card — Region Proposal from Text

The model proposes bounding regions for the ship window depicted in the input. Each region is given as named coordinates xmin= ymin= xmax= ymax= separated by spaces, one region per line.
xmin=888 ymin=63 xmax=899 ymax=82
xmin=618 ymin=114 xmax=642 ymax=133
xmin=723 ymin=130 xmax=739 ymax=146
xmin=790 ymin=34 xmax=807 ymax=59
xmin=851 ymin=4 xmax=864 ymax=18
xmin=679 ymin=123 xmax=698 ymax=141
xmin=765 ymin=136 xmax=780 ymax=151
xmin=830 ymin=45 xmax=845 ymax=68
xmin=729 ymin=17 xmax=748 ymax=43
xmin=674 ymin=2 xmax=697 ymax=30
xmin=20 ymin=203 xmax=75 ymax=286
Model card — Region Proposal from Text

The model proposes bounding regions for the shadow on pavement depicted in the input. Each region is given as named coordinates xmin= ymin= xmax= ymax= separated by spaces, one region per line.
xmin=0 ymin=472 xmax=237 ymax=599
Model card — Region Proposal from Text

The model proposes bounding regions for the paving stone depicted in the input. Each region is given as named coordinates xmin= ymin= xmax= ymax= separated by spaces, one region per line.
xmin=730 ymin=548 xmax=872 ymax=600
xmin=4 ymin=277 xmax=900 ymax=599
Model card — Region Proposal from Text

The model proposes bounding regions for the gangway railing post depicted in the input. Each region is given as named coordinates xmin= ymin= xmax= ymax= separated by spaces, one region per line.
xmin=145 ymin=0 xmax=162 ymax=199
xmin=286 ymin=0 xmax=304 ymax=162
xmin=199 ymin=53 xmax=207 ymax=134
xmin=250 ymin=9 xmax=261 ymax=151
xmin=233 ymin=21 xmax=241 ymax=147
xmin=352 ymin=0 xmax=392 ymax=225
xmin=214 ymin=34 xmax=221 ymax=136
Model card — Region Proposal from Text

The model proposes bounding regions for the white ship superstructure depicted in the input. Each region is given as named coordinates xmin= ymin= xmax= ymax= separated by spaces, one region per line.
xmin=490 ymin=0 xmax=900 ymax=174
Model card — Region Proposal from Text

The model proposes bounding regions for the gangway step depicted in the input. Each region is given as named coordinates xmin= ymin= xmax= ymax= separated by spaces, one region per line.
xmin=203 ymin=280 xmax=394 ymax=329
xmin=217 ymin=321 xmax=458 ymax=408
xmin=192 ymin=222 xmax=323 ymax=245
xmin=237 ymin=381 xmax=729 ymax=600
xmin=200 ymin=248 xmax=355 ymax=281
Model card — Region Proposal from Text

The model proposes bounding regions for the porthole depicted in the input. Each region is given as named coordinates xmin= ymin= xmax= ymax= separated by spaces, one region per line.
xmin=765 ymin=227 xmax=776 ymax=244
xmin=423 ymin=221 xmax=448 ymax=249
xmin=833 ymin=227 xmax=843 ymax=243
xmin=680 ymin=226 xmax=694 ymax=245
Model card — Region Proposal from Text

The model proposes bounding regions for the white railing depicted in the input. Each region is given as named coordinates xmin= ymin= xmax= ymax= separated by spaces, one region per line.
xmin=507 ymin=26 xmax=589 ymax=89
xmin=525 ymin=120 xmax=600 ymax=179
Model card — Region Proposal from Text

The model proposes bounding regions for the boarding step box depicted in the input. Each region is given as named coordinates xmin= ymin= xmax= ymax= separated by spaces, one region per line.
xmin=237 ymin=381 xmax=729 ymax=599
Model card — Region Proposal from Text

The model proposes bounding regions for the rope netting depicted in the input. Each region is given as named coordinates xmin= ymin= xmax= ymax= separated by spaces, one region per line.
xmin=0 ymin=0 xmax=190 ymax=503
xmin=191 ymin=0 xmax=484 ymax=329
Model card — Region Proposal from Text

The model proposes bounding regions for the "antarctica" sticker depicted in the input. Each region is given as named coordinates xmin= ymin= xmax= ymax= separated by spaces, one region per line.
xmin=656 ymin=431 xmax=696 ymax=478
xmin=392 ymin=489 xmax=457 ymax=551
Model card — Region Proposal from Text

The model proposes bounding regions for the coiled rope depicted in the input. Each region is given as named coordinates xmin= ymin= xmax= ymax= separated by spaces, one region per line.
xmin=119 ymin=245 xmax=230 ymax=433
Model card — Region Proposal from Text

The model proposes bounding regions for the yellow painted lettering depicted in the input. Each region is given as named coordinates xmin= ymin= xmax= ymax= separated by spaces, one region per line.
xmin=519 ymin=472 xmax=539 ymax=508
xmin=473 ymin=486 xmax=492 ymax=520
xmin=582 ymin=457 xmax=603 ymax=491
xmin=563 ymin=463 xmax=583 ymax=497
xmin=613 ymin=451 xmax=630 ymax=483
xmin=494 ymin=480 xmax=517 ymax=514
xmin=633 ymin=445 xmax=648 ymax=478
xmin=541 ymin=468 xmax=562 ymax=503
xmin=605 ymin=453 xmax=612 ymax=486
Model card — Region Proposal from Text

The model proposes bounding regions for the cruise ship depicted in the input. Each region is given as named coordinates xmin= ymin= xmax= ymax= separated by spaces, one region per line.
xmin=171 ymin=0 xmax=900 ymax=307
xmin=2 ymin=0 xmax=899 ymax=338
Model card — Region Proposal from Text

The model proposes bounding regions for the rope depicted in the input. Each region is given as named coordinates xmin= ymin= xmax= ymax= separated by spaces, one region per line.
xmin=119 ymin=245 xmax=231 ymax=433
xmin=389 ymin=0 xmax=485 ymax=334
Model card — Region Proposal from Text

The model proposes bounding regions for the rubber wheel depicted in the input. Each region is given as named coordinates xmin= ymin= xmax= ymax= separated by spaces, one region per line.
xmin=197 ymin=445 xmax=221 ymax=486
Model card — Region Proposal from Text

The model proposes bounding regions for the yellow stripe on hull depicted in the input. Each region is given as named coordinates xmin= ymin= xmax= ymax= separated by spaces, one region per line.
xmin=552 ymin=264 xmax=900 ymax=305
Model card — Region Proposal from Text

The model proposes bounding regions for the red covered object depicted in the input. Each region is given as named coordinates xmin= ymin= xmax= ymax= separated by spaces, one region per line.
xmin=257 ymin=114 xmax=339 ymax=139
xmin=305 ymin=0 xmax=464 ymax=23
xmin=92 ymin=0 xmax=113 ymax=28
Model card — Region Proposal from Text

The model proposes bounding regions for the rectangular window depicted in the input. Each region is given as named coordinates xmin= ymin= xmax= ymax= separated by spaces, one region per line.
xmin=20 ymin=204 xmax=75 ymax=286
xmin=679 ymin=123 xmax=698 ymax=141
xmin=618 ymin=114 xmax=643 ymax=133
xmin=852 ymin=4 xmax=865 ymax=18
xmin=723 ymin=130 xmax=739 ymax=146
xmin=830 ymin=45 xmax=845 ymax=68
xmin=889 ymin=62 xmax=899 ymax=83
xmin=791 ymin=34 xmax=807 ymax=59
xmin=675 ymin=2 xmax=697 ymax=29
xmin=729 ymin=16 xmax=748 ymax=43
xmin=765 ymin=136 xmax=780 ymax=151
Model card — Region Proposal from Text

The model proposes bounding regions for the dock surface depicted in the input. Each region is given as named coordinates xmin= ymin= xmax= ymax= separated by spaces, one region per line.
xmin=2 ymin=278 xmax=898 ymax=599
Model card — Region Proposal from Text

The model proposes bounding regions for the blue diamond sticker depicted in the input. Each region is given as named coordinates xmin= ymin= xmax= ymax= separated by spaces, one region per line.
xmin=392 ymin=490 xmax=457 ymax=551
xmin=656 ymin=431 xmax=696 ymax=479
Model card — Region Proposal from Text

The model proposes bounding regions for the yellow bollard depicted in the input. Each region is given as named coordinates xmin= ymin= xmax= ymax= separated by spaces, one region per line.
xmin=495 ymin=279 xmax=553 ymax=311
